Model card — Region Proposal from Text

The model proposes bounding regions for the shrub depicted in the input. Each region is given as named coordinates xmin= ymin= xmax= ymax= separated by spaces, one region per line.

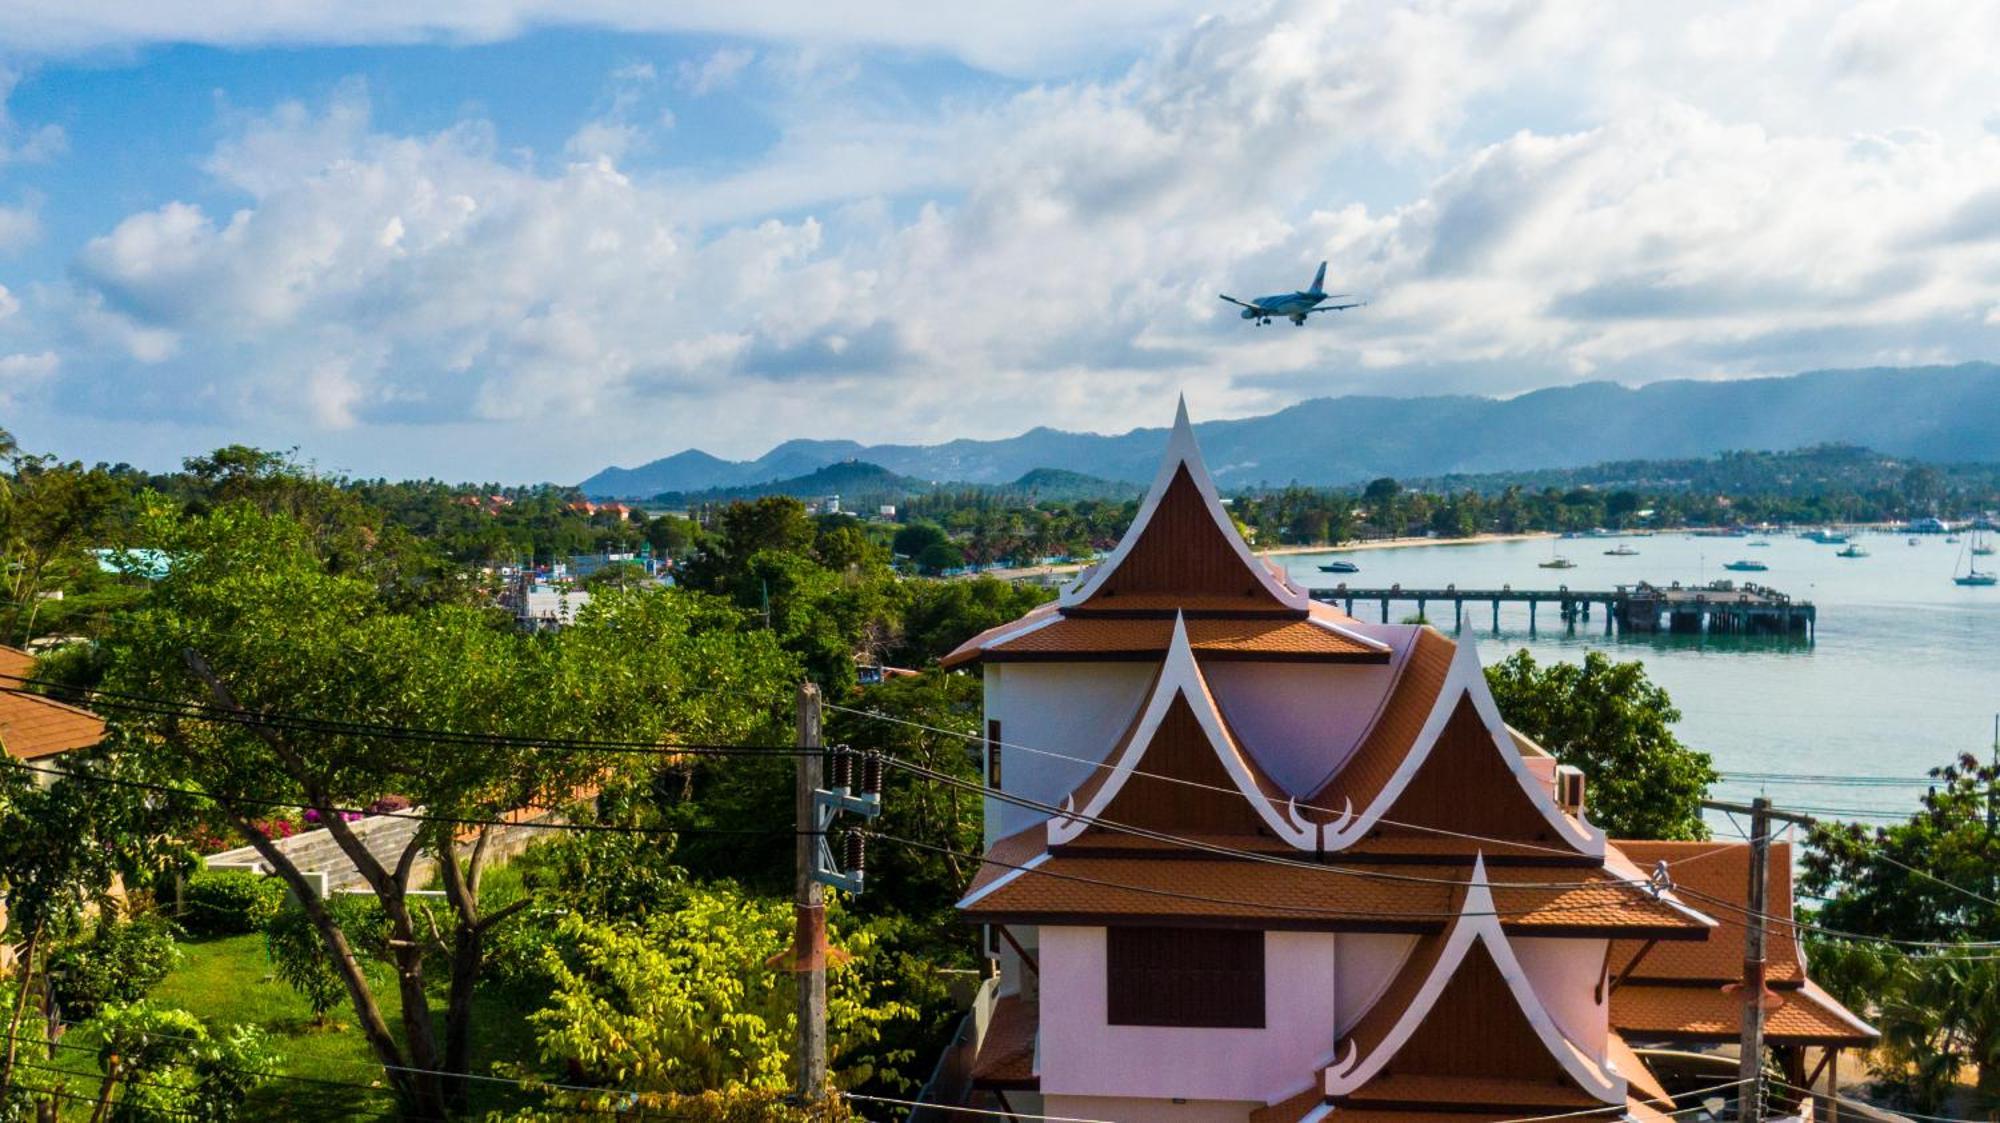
xmin=180 ymin=870 xmax=286 ymax=936
xmin=88 ymin=1001 xmax=274 ymax=1122
xmin=47 ymin=914 xmax=183 ymax=1017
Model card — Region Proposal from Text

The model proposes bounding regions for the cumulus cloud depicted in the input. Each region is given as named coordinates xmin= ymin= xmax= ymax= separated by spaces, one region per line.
xmin=20 ymin=0 xmax=2000 ymax=479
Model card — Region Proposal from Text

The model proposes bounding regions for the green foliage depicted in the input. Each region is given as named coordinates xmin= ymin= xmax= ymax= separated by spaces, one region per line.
xmin=1805 ymin=943 xmax=2000 ymax=1112
xmin=1800 ymin=752 xmax=2000 ymax=945
xmin=264 ymin=896 xmax=385 ymax=1024
xmin=180 ymin=871 xmax=286 ymax=937
xmin=1484 ymin=649 xmax=1717 ymax=840
xmin=527 ymin=885 xmax=912 ymax=1096
xmin=87 ymin=1001 xmax=276 ymax=1123
xmin=890 ymin=577 xmax=1053 ymax=666
xmin=47 ymin=914 xmax=183 ymax=1017
xmin=508 ymin=1086 xmax=858 ymax=1121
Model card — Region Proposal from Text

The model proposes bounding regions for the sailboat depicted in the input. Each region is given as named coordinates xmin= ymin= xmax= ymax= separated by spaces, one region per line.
xmin=1955 ymin=541 xmax=1996 ymax=586
xmin=1538 ymin=538 xmax=1576 ymax=569
xmin=1973 ymin=531 xmax=1996 ymax=557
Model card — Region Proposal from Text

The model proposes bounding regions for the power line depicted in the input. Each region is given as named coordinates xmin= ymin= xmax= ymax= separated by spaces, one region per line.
xmin=870 ymin=830 xmax=1654 ymax=923
xmin=828 ymin=700 xmax=1600 ymax=860
xmin=1 ymin=760 xmax=809 ymax=839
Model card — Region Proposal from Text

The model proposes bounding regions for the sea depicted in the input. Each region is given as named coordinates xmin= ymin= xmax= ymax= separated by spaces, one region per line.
xmin=1278 ymin=530 xmax=2000 ymax=832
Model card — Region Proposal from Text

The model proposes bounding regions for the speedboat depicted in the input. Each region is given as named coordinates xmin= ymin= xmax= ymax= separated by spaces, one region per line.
xmin=1603 ymin=544 xmax=1639 ymax=556
xmin=1722 ymin=559 xmax=1769 ymax=572
xmin=1538 ymin=557 xmax=1577 ymax=569
xmin=1836 ymin=544 xmax=1869 ymax=559
xmin=1317 ymin=560 xmax=1360 ymax=574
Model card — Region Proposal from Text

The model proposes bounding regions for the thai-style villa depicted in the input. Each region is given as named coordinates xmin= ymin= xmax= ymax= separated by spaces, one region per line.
xmin=931 ymin=402 xmax=1874 ymax=1123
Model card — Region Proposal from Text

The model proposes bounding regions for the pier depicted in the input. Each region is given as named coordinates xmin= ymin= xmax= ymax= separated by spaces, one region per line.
xmin=1309 ymin=579 xmax=1815 ymax=639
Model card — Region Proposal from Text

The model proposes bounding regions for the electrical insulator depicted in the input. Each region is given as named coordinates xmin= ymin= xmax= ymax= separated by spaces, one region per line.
xmin=830 ymin=745 xmax=852 ymax=790
xmin=845 ymin=831 xmax=866 ymax=873
xmin=863 ymin=751 xmax=884 ymax=796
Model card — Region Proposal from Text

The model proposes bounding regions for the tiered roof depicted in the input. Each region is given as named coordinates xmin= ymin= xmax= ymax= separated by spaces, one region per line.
xmin=1607 ymin=841 xmax=1877 ymax=1046
xmin=0 ymin=646 xmax=104 ymax=762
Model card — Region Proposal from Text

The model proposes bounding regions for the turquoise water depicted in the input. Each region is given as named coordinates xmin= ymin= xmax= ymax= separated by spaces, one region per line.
xmin=1278 ymin=532 xmax=2000 ymax=827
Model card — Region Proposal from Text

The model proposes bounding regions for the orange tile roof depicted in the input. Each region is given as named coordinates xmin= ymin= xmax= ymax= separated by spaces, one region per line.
xmin=969 ymin=994 xmax=1037 ymax=1089
xmin=1608 ymin=840 xmax=1803 ymax=985
xmin=1342 ymin=1073 xmax=1603 ymax=1110
xmin=961 ymin=846 xmax=1708 ymax=937
xmin=1308 ymin=628 xmax=1456 ymax=811
xmin=0 ymin=645 xmax=35 ymax=685
xmin=1253 ymin=1096 xmax=1669 ymax=1123
xmin=1060 ymin=593 xmax=1304 ymax=616
xmin=1610 ymin=980 xmax=1875 ymax=1045
xmin=0 ymin=681 xmax=104 ymax=762
xmin=949 ymin=614 xmax=1388 ymax=666
xmin=1606 ymin=1031 xmax=1673 ymax=1107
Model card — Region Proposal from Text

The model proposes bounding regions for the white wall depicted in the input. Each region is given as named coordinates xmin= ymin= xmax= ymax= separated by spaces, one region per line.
xmin=1037 ymin=927 xmax=1338 ymax=1104
xmin=1203 ymin=659 xmax=1402 ymax=796
xmin=1513 ymin=936 xmax=1609 ymax=1055
xmin=983 ymin=663 xmax=1158 ymax=845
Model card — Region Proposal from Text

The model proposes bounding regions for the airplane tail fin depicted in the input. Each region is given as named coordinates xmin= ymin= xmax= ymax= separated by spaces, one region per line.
xmin=1309 ymin=261 xmax=1327 ymax=295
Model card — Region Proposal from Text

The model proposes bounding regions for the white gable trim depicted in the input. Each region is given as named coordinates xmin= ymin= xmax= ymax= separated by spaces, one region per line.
xmin=1047 ymin=613 xmax=1315 ymax=848
xmin=1323 ymin=855 xmax=1627 ymax=1103
xmin=956 ymin=851 xmax=1050 ymax=910
xmin=1060 ymin=397 xmax=1308 ymax=610
xmin=1304 ymin=610 xmax=1394 ymax=654
xmin=1321 ymin=633 xmax=1603 ymax=855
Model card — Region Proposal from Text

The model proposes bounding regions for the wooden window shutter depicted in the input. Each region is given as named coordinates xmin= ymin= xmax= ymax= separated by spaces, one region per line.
xmin=987 ymin=719 xmax=1003 ymax=789
xmin=1105 ymin=927 xmax=1265 ymax=1028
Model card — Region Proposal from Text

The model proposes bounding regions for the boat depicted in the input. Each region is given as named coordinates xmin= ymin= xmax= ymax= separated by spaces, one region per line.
xmin=1954 ymin=541 xmax=1996 ymax=585
xmin=1836 ymin=544 xmax=1869 ymax=558
xmin=1973 ymin=532 xmax=1996 ymax=557
xmin=1603 ymin=544 xmax=1639 ymax=557
xmin=1803 ymin=529 xmax=1849 ymax=544
xmin=1947 ymin=535 xmax=1963 ymax=544
xmin=1538 ymin=557 xmax=1578 ymax=569
xmin=1746 ymin=540 xmax=1772 ymax=548
xmin=1317 ymin=560 xmax=1360 ymax=574
xmin=1722 ymin=559 xmax=1769 ymax=572
xmin=1909 ymin=537 xmax=1922 ymax=546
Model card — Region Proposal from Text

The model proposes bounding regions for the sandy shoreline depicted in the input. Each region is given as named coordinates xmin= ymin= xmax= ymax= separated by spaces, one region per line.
xmin=980 ymin=530 xmax=1557 ymax=581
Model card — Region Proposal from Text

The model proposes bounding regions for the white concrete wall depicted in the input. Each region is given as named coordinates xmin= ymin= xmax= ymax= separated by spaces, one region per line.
xmin=983 ymin=663 xmax=1158 ymax=846
xmin=1513 ymin=936 xmax=1609 ymax=1055
xmin=1037 ymin=927 xmax=1338 ymax=1105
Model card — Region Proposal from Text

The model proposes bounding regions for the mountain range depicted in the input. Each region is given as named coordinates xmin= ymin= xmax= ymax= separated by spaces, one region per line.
xmin=579 ymin=363 xmax=2000 ymax=497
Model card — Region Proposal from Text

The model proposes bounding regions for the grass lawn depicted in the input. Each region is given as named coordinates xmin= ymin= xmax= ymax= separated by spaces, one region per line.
xmin=139 ymin=931 xmax=551 ymax=1120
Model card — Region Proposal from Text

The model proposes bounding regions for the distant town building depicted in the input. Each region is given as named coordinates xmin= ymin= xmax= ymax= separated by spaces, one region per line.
xmin=930 ymin=402 xmax=1872 ymax=1122
xmin=878 ymin=504 xmax=897 ymax=519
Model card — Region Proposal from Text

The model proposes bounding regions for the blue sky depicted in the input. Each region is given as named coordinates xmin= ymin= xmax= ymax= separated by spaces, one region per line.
xmin=3 ymin=3 xmax=2000 ymax=482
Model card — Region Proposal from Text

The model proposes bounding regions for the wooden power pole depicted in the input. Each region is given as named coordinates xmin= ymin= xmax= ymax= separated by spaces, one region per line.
xmin=1702 ymin=796 xmax=1814 ymax=1123
xmin=794 ymin=682 xmax=828 ymax=1102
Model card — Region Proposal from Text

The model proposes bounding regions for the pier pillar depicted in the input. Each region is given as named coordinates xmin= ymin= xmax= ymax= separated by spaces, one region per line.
xmin=1605 ymin=602 xmax=1614 ymax=636
xmin=1345 ymin=597 xmax=1354 ymax=616
xmin=1417 ymin=598 xmax=1427 ymax=625
xmin=1529 ymin=600 xmax=1537 ymax=636
xmin=1380 ymin=598 xmax=1390 ymax=623
xmin=1491 ymin=600 xmax=1501 ymax=634
xmin=1454 ymin=600 xmax=1463 ymax=633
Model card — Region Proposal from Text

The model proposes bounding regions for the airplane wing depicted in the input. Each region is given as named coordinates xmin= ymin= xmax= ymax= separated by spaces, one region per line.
xmin=1306 ymin=301 xmax=1366 ymax=314
xmin=1218 ymin=294 xmax=1267 ymax=313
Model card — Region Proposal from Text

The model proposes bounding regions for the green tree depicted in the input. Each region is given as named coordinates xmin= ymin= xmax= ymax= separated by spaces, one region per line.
xmin=98 ymin=501 xmax=792 ymax=1116
xmin=527 ymin=885 xmax=910 ymax=1097
xmin=890 ymin=577 xmax=1053 ymax=667
xmin=890 ymin=522 xmax=949 ymax=561
xmin=87 ymin=1002 xmax=274 ymax=1123
xmin=1484 ymin=649 xmax=1717 ymax=839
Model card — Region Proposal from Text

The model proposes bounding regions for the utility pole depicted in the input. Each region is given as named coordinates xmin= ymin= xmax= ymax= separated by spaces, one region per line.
xmin=1703 ymin=797 xmax=1815 ymax=1123
xmin=794 ymin=683 xmax=828 ymax=1102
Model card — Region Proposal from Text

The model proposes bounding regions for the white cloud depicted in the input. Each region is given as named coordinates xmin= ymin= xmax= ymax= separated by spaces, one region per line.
xmin=26 ymin=0 xmax=2000 ymax=479
xmin=677 ymin=47 xmax=755 ymax=95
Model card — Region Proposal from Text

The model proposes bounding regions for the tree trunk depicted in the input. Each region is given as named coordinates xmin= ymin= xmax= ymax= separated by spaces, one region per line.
xmin=0 ymin=920 xmax=42 ymax=1099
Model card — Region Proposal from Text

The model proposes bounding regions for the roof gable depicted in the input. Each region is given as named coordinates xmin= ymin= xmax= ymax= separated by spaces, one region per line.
xmin=1316 ymin=633 xmax=1602 ymax=856
xmin=1326 ymin=856 xmax=1625 ymax=1105
xmin=1048 ymin=613 xmax=1314 ymax=848
xmin=1061 ymin=398 xmax=1307 ymax=615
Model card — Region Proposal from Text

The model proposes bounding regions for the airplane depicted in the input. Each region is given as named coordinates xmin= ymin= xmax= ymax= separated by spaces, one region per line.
xmin=1219 ymin=261 xmax=1365 ymax=326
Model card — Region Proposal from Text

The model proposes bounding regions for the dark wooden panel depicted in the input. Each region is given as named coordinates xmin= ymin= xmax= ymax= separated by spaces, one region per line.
xmin=1380 ymin=696 xmax=1574 ymax=848
xmin=1379 ymin=940 xmax=1569 ymax=1083
xmin=1099 ymin=696 xmax=1269 ymax=835
xmin=1106 ymin=926 xmax=1265 ymax=1028
xmin=987 ymin=719 xmax=1003 ymax=790
xmin=1096 ymin=466 xmax=1280 ymax=604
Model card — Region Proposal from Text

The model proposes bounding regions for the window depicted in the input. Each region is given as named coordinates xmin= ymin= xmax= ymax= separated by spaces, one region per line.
xmin=1105 ymin=927 xmax=1265 ymax=1028
xmin=987 ymin=719 xmax=1003 ymax=789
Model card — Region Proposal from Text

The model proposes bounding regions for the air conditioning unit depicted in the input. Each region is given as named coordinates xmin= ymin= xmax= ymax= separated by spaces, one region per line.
xmin=1554 ymin=765 xmax=1587 ymax=814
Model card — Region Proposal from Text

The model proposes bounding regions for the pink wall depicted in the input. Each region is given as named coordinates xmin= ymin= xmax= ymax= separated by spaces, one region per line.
xmin=1512 ymin=936 xmax=1609 ymax=1055
xmin=1037 ymin=926 xmax=1338 ymax=1104
xmin=1045 ymin=1094 xmax=1259 ymax=1123
xmin=983 ymin=663 xmax=1157 ymax=846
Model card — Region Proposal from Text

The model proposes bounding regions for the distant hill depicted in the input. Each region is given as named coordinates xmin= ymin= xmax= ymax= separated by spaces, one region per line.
xmin=1402 ymin=443 xmax=2000 ymax=497
xmin=651 ymin=460 xmax=1137 ymax=507
xmin=579 ymin=363 xmax=2000 ymax=496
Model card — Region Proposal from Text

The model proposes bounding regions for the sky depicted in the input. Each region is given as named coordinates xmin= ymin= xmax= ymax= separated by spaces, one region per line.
xmin=3 ymin=2 xmax=2000 ymax=483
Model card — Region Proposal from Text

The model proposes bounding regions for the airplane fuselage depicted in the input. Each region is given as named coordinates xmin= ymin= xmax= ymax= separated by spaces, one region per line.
xmin=1240 ymin=290 xmax=1327 ymax=319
